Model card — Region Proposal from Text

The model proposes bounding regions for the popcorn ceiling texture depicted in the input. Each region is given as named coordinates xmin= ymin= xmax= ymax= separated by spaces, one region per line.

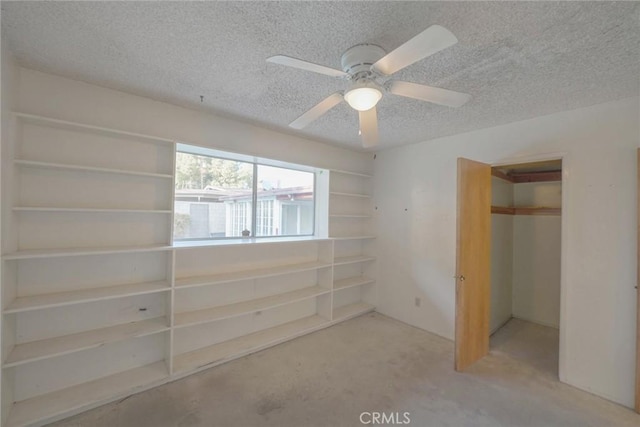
xmin=2 ymin=1 xmax=639 ymax=150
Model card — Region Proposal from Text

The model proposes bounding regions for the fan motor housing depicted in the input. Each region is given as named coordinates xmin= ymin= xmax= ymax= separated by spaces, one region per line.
xmin=341 ymin=44 xmax=386 ymax=76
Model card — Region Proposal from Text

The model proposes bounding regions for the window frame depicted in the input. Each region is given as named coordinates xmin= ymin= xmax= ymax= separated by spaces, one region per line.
xmin=174 ymin=143 xmax=317 ymax=242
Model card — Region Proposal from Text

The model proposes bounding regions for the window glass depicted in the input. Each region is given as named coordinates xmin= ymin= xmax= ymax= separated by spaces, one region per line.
xmin=256 ymin=165 xmax=314 ymax=237
xmin=174 ymin=151 xmax=315 ymax=240
xmin=174 ymin=153 xmax=253 ymax=239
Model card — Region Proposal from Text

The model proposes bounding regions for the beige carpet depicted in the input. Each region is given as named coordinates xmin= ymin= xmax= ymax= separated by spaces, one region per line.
xmin=50 ymin=313 xmax=639 ymax=427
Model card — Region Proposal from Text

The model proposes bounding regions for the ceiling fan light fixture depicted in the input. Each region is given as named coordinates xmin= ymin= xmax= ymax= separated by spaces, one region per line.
xmin=344 ymin=86 xmax=382 ymax=111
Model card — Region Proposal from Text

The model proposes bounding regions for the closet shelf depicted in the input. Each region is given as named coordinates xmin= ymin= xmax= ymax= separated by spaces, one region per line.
xmin=173 ymin=315 xmax=328 ymax=374
xmin=175 ymin=286 xmax=330 ymax=328
xmin=13 ymin=207 xmax=172 ymax=214
xmin=4 ymin=281 xmax=171 ymax=314
xmin=329 ymin=192 xmax=371 ymax=198
xmin=491 ymin=206 xmax=561 ymax=216
xmin=175 ymin=260 xmax=332 ymax=289
xmin=3 ymin=317 xmax=169 ymax=368
xmin=5 ymin=361 xmax=168 ymax=427
xmin=334 ymin=276 xmax=375 ymax=291
xmin=329 ymin=169 xmax=372 ymax=178
xmin=333 ymin=302 xmax=375 ymax=322
xmin=14 ymin=159 xmax=173 ymax=179
xmin=333 ymin=255 xmax=376 ymax=266
xmin=2 ymin=244 xmax=173 ymax=260
xmin=14 ymin=112 xmax=175 ymax=145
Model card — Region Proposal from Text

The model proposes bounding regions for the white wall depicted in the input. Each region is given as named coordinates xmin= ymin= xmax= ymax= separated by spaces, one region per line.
xmin=15 ymin=68 xmax=371 ymax=175
xmin=512 ymin=182 xmax=562 ymax=328
xmin=374 ymin=97 xmax=639 ymax=407
xmin=490 ymin=177 xmax=513 ymax=333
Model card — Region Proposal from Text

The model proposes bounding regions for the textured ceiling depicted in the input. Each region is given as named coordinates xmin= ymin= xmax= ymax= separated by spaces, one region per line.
xmin=2 ymin=1 xmax=639 ymax=151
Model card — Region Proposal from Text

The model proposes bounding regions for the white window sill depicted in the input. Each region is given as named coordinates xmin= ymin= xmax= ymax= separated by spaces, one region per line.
xmin=172 ymin=236 xmax=331 ymax=248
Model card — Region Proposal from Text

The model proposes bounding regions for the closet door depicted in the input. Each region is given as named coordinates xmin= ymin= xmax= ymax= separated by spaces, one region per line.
xmin=455 ymin=158 xmax=491 ymax=371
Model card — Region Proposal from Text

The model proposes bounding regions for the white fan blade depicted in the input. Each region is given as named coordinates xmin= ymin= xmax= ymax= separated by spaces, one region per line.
xmin=372 ymin=25 xmax=458 ymax=76
xmin=267 ymin=55 xmax=348 ymax=78
xmin=289 ymin=92 xmax=344 ymax=129
xmin=388 ymin=80 xmax=471 ymax=108
xmin=359 ymin=107 xmax=378 ymax=148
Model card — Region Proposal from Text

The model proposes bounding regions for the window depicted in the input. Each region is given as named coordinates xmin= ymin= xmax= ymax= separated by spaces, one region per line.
xmin=257 ymin=165 xmax=314 ymax=236
xmin=174 ymin=145 xmax=315 ymax=240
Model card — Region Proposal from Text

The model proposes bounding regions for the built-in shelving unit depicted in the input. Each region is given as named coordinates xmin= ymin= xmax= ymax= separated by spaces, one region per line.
xmin=0 ymin=113 xmax=376 ymax=426
xmin=14 ymin=159 xmax=174 ymax=179
xmin=328 ymin=169 xmax=376 ymax=320
xmin=4 ymin=317 xmax=169 ymax=368
xmin=175 ymin=260 xmax=332 ymax=289
xmin=173 ymin=315 xmax=328 ymax=375
xmin=331 ymin=235 xmax=376 ymax=240
xmin=329 ymin=191 xmax=371 ymax=198
xmin=333 ymin=255 xmax=376 ymax=266
xmin=327 ymin=169 xmax=372 ymax=179
xmin=6 ymin=361 xmax=168 ymax=427
xmin=13 ymin=207 xmax=172 ymax=214
xmin=333 ymin=301 xmax=375 ymax=322
xmin=2 ymin=113 xmax=175 ymax=427
xmin=4 ymin=280 xmax=171 ymax=313
xmin=2 ymin=245 xmax=174 ymax=260
xmin=170 ymin=239 xmax=336 ymax=381
xmin=174 ymin=285 xmax=331 ymax=328
xmin=333 ymin=276 xmax=375 ymax=291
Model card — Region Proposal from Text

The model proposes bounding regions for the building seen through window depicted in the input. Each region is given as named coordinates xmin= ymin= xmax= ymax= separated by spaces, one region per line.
xmin=174 ymin=151 xmax=314 ymax=240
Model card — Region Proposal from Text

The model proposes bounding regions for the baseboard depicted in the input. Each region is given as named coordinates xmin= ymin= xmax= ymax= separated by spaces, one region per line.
xmin=490 ymin=316 xmax=513 ymax=335
xmin=511 ymin=315 xmax=559 ymax=329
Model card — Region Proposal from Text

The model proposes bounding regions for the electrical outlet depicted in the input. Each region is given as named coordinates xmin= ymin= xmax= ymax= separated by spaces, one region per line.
xmin=415 ymin=297 xmax=421 ymax=307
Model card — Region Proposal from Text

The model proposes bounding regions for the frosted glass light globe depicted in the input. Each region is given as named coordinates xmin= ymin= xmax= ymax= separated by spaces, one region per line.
xmin=344 ymin=87 xmax=382 ymax=111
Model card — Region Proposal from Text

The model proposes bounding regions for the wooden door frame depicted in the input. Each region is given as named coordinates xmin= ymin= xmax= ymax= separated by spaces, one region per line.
xmin=456 ymin=153 xmax=568 ymax=376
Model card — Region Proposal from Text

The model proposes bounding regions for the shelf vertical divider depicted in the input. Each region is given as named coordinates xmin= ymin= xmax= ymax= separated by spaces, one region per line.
xmin=167 ymin=250 xmax=176 ymax=376
xmin=167 ymin=142 xmax=177 ymax=375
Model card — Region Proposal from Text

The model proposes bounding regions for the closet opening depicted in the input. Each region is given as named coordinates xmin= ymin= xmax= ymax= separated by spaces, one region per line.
xmin=489 ymin=159 xmax=562 ymax=377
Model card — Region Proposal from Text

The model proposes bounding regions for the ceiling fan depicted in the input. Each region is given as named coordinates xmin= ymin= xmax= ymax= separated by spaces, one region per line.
xmin=267 ymin=25 xmax=471 ymax=148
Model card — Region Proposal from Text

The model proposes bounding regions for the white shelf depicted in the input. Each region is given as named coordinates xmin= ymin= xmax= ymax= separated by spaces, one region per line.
xmin=334 ymin=276 xmax=375 ymax=291
xmin=331 ymin=236 xmax=376 ymax=240
xmin=175 ymin=260 xmax=332 ymax=289
xmin=329 ymin=192 xmax=371 ymax=198
xmin=333 ymin=302 xmax=375 ymax=322
xmin=173 ymin=315 xmax=328 ymax=374
xmin=14 ymin=159 xmax=173 ymax=179
xmin=4 ymin=281 xmax=170 ymax=313
xmin=175 ymin=286 xmax=330 ymax=328
xmin=15 ymin=112 xmax=174 ymax=145
xmin=13 ymin=207 xmax=172 ymax=214
xmin=333 ymin=255 xmax=376 ymax=266
xmin=5 ymin=361 xmax=168 ymax=427
xmin=329 ymin=214 xmax=371 ymax=218
xmin=329 ymin=169 xmax=372 ymax=178
xmin=2 ymin=244 xmax=173 ymax=260
xmin=4 ymin=318 xmax=169 ymax=368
